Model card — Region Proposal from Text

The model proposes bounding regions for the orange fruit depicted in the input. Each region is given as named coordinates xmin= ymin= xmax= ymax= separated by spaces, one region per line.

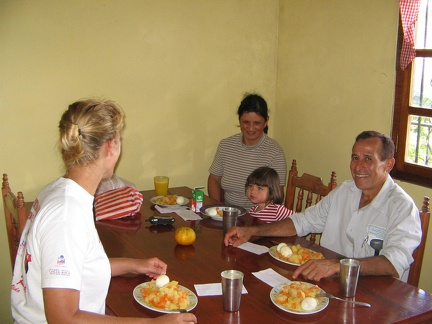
xmin=174 ymin=227 xmax=196 ymax=246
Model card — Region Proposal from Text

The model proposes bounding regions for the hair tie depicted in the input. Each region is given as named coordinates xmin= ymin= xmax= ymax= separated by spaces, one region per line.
xmin=72 ymin=124 xmax=82 ymax=138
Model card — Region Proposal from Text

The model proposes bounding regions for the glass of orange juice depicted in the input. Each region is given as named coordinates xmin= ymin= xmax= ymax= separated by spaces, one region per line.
xmin=154 ymin=176 xmax=169 ymax=196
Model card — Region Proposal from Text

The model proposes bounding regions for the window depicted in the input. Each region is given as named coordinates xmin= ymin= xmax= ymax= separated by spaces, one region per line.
xmin=392 ymin=0 xmax=432 ymax=188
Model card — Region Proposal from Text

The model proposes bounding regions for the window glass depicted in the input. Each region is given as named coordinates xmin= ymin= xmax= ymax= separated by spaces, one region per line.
xmin=409 ymin=57 xmax=432 ymax=109
xmin=406 ymin=115 xmax=432 ymax=166
xmin=414 ymin=0 xmax=432 ymax=49
xmin=391 ymin=0 xmax=432 ymax=188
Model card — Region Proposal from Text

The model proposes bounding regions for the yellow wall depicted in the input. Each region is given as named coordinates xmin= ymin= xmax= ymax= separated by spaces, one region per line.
xmin=1 ymin=0 xmax=430 ymax=322
xmin=0 ymin=1 xmax=279 ymax=321
xmin=276 ymin=0 xmax=432 ymax=292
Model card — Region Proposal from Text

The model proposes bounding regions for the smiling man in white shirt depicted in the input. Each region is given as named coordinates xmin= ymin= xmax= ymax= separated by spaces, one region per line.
xmin=224 ymin=131 xmax=422 ymax=282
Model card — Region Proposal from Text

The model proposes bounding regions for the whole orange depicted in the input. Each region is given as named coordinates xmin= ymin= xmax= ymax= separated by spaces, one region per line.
xmin=174 ymin=227 xmax=196 ymax=246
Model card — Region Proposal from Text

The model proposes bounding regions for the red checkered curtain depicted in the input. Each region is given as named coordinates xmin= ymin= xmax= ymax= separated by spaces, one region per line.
xmin=400 ymin=0 xmax=422 ymax=70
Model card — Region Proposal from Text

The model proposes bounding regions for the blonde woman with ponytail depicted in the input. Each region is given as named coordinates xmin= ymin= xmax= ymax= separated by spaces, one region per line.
xmin=11 ymin=99 xmax=197 ymax=323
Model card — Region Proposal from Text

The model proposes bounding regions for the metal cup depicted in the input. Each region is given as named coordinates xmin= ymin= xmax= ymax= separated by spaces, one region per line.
xmin=221 ymin=270 xmax=244 ymax=312
xmin=339 ymin=259 xmax=361 ymax=298
xmin=223 ymin=208 xmax=239 ymax=235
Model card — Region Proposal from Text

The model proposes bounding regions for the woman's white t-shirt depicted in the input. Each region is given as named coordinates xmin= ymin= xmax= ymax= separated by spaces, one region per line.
xmin=11 ymin=177 xmax=111 ymax=323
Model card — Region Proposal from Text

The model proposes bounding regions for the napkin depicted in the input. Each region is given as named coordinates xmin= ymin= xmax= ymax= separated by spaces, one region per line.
xmin=194 ymin=283 xmax=248 ymax=297
xmin=237 ymin=242 xmax=269 ymax=255
xmin=252 ymin=268 xmax=291 ymax=287
xmin=155 ymin=205 xmax=178 ymax=214
xmin=94 ymin=186 xmax=143 ymax=221
xmin=154 ymin=205 xmax=202 ymax=221
xmin=175 ymin=209 xmax=202 ymax=221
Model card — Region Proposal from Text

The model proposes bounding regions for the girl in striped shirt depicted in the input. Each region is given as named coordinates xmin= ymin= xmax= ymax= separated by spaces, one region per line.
xmin=246 ymin=167 xmax=295 ymax=223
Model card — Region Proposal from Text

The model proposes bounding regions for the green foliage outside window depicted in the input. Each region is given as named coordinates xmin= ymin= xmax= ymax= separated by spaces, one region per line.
xmin=407 ymin=116 xmax=432 ymax=166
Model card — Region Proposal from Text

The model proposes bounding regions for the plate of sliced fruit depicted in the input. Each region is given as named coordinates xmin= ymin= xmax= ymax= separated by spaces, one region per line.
xmin=269 ymin=243 xmax=324 ymax=266
xmin=270 ymin=281 xmax=329 ymax=315
xmin=133 ymin=275 xmax=198 ymax=314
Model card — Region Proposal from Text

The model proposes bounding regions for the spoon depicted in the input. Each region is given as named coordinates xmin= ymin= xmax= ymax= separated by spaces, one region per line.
xmin=316 ymin=292 xmax=371 ymax=307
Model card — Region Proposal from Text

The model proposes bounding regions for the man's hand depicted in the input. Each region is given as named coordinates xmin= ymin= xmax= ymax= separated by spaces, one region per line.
xmin=223 ymin=226 xmax=254 ymax=247
xmin=292 ymin=259 xmax=340 ymax=282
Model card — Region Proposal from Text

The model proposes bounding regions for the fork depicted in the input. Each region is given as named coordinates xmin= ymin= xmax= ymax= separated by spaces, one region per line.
xmin=316 ymin=292 xmax=371 ymax=307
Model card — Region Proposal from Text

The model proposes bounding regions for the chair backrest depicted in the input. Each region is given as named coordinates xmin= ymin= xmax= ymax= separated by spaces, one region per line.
xmin=2 ymin=173 xmax=28 ymax=269
xmin=407 ymin=196 xmax=430 ymax=287
xmin=284 ymin=160 xmax=337 ymax=243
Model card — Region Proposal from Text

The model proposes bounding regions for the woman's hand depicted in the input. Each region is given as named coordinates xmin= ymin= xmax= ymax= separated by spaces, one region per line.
xmin=152 ymin=313 xmax=197 ymax=323
xmin=139 ymin=257 xmax=168 ymax=279
xmin=110 ymin=257 xmax=167 ymax=277
xmin=43 ymin=287 xmax=198 ymax=323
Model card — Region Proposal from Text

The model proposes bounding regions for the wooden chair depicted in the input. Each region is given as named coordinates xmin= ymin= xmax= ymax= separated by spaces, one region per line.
xmin=284 ymin=160 xmax=337 ymax=243
xmin=2 ymin=173 xmax=28 ymax=270
xmin=407 ymin=196 xmax=430 ymax=287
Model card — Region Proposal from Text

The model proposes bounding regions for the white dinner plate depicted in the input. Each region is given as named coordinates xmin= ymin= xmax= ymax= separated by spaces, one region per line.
xmin=268 ymin=245 xmax=323 ymax=266
xmin=270 ymin=282 xmax=329 ymax=315
xmin=133 ymin=282 xmax=198 ymax=314
xmin=269 ymin=245 xmax=300 ymax=266
xmin=150 ymin=195 xmax=190 ymax=208
xmin=200 ymin=204 xmax=247 ymax=221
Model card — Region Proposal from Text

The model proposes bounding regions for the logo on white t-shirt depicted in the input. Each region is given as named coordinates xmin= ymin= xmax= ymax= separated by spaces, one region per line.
xmin=57 ymin=255 xmax=65 ymax=266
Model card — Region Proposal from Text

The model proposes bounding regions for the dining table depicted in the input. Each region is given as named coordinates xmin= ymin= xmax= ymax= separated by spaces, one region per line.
xmin=95 ymin=186 xmax=432 ymax=323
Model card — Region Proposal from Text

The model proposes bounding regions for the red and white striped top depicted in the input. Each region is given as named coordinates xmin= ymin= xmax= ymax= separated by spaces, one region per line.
xmin=94 ymin=186 xmax=143 ymax=221
xmin=248 ymin=202 xmax=294 ymax=223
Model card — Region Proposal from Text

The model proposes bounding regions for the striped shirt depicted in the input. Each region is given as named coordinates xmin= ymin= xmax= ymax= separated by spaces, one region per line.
xmin=209 ymin=133 xmax=286 ymax=209
xmin=249 ymin=202 xmax=294 ymax=223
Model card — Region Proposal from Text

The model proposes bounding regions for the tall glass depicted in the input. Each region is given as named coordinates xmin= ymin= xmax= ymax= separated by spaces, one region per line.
xmin=154 ymin=176 xmax=169 ymax=196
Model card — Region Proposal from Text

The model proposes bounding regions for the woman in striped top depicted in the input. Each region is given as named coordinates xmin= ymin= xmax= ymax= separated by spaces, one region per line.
xmin=246 ymin=167 xmax=294 ymax=223
xmin=208 ymin=93 xmax=287 ymax=209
